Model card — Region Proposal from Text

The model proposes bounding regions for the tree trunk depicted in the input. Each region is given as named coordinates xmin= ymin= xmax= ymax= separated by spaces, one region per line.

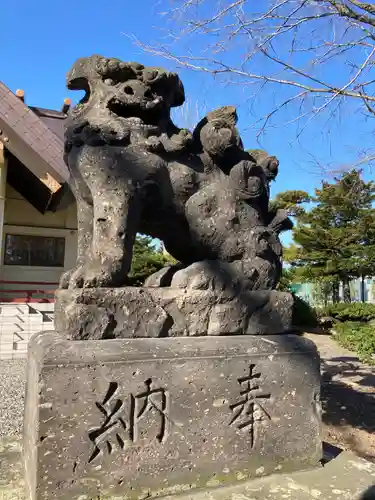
xmin=332 ymin=281 xmax=340 ymax=304
xmin=361 ymin=276 xmax=366 ymax=302
xmin=342 ymin=277 xmax=351 ymax=303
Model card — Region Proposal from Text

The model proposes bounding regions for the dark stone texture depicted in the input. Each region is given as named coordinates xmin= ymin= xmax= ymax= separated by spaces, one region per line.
xmin=58 ymin=55 xmax=291 ymax=294
xmin=54 ymin=287 xmax=293 ymax=339
xmin=24 ymin=332 xmax=321 ymax=500
xmin=23 ymin=56 xmax=318 ymax=500
xmin=6 ymin=438 xmax=375 ymax=500
xmin=52 ymin=54 xmax=297 ymax=337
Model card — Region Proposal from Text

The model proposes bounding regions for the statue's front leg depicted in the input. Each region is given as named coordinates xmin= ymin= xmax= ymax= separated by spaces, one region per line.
xmin=60 ymin=177 xmax=94 ymax=289
xmin=81 ymin=178 xmax=141 ymax=288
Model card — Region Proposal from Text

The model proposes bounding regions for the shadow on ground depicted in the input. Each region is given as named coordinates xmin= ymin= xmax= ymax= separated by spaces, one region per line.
xmin=360 ymin=484 xmax=375 ymax=500
xmin=326 ymin=356 xmax=375 ymax=387
xmin=321 ymin=356 xmax=375 ymax=462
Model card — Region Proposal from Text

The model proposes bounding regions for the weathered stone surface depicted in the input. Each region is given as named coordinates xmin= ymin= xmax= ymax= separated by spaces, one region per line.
xmin=23 ymin=55 xmax=321 ymax=500
xmin=24 ymin=332 xmax=321 ymax=500
xmin=58 ymin=55 xmax=292 ymax=298
xmin=0 ymin=439 xmax=24 ymax=500
xmin=144 ymin=265 xmax=182 ymax=288
xmin=55 ymin=287 xmax=293 ymax=339
xmin=5 ymin=438 xmax=375 ymax=499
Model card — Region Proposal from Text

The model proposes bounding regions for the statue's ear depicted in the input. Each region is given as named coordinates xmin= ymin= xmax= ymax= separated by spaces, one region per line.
xmin=66 ymin=55 xmax=103 ymax=90
xmin=170 ymin=73 xmax=185 ymax=107
xmin=247 ymin=149 xmax=269 ymax=162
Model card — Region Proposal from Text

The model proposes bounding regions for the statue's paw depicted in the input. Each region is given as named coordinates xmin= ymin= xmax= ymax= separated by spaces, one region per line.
xmin=82 ymin=274 xmax=112 ymax=288
xmin=171 ymin=260 xmax=240 ymax=293
xmin=144 ymin=264 xmax=182 ymax=287
xmin=78 ymin=260 xmax=125 ymax=288
xmin=68 ymin=265 xmax=86 ymax=289
xmin=241 ymin=257 xmax=277 ymax=291
xmin=59 ymin=269 xmax=74 ymax=289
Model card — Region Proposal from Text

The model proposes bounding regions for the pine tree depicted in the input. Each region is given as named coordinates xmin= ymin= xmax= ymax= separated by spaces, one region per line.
xmin=128 ymin=235 xmax=176 ymax=286
xmin=290 ymin=170 xmax=375 ymax=303
xmin=270 ymin=190 xmax=311 ymax=218
xmin=270 ymin=191 xmax=311 ymax=292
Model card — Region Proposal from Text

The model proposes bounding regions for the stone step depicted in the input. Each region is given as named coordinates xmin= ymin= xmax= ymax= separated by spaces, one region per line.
xmin=30 ymin=303 xmax=55 ymax=313
xmin=1 ymin=442 xmax=375 ymax=499
xmin=0 ymin=315 xmax=55 ymax=325
xmin=0 ymin=327 xmax=36 ymax=336
xmin=0 ymin=302 xmax=55 ymax=359
xmin=0 ymin=318 xmax=24 ymax=325
xmin=1 ymin=318 xmax=54 ymax=325
xmin=0 ymin=306 xmax=29 ymax=316
xmin=0 ymin=303 xmax=56 ymax=315
xmin=0 ymin=332 xmax=18 ymax=342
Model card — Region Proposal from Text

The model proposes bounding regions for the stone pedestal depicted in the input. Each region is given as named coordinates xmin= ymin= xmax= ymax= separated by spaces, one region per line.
xmin=55 ymin=287 xmax=293 ymax=339
xmin=24 ymin=332 xmax=321 ymax=500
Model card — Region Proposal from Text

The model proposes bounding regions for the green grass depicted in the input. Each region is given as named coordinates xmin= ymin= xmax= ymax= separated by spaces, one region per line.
xmin=317 ymin=302 xmax=375 ymax=322
xmin=333 ymin=321 xmax=375 ymax=365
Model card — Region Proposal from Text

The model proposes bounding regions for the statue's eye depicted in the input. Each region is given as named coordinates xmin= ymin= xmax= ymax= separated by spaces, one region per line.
xmin=143 ymin=69 xmax=159 ymax=82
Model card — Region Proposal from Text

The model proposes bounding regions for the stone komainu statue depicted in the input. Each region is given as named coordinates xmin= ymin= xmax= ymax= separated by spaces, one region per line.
xmin=24 ymin=62 xmax=321 ymax=500
xmin=61 ymin=55 xmax=291 ymax=294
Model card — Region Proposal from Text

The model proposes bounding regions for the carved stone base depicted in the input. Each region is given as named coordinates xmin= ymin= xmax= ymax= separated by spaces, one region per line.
xmin=24 ymin=332 xmax=321 ymax=500
xmin=54 ymin=287 xmax=294 ymax=339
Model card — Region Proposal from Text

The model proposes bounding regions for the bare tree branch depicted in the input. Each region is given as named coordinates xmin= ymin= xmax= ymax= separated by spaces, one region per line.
xmin=347 ymin=0 xmax=375 ymax=16
xmin=321 ymin=0 xmax=375 ymax=27
xmin=136 ymin=0 xmax=375 ymax=168
xmin=139 ymin=42 xmax=375 ymax=102
xmin=360 ymin=86 xmax=375 ymax=114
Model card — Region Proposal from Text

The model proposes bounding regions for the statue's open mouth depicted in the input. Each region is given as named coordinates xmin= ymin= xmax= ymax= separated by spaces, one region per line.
xmin=107 ymin=97 xmax=163 ymax=127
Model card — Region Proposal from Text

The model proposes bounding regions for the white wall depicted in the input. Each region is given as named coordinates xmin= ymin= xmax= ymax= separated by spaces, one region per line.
xmin=0 ymin=184 xmax=77 ymax=291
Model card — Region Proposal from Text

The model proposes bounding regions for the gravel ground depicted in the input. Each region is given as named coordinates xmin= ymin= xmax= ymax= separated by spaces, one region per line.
xmin=0 ymin=360 xmax=26 ymax=438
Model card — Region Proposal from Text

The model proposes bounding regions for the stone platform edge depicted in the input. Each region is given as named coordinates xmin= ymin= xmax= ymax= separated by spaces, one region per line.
xmin=26 ymin=331 xmax=319 ymax=365
xmin=2 ymin=438 xmax=375 ymax=500
xmin=54 ymin=287 xmax=294 ymax=338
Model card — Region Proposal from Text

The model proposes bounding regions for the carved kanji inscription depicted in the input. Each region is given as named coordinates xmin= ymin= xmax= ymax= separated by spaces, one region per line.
xmin=229 ymin=364 xmax=271 ymax=447
xmin=88 ymin=378 xmax=170 ymax=463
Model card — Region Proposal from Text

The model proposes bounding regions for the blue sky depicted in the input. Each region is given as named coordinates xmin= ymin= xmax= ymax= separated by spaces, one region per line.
xmin=1 ymin=0 xmax=374 ymax=203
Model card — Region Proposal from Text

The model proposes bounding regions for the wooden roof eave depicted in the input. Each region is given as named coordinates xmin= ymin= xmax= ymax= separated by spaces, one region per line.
xmin=0 ymin=81 xmax=69 ymax=192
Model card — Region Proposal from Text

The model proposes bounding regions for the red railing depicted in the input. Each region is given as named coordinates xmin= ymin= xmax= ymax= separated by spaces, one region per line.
xmin=0 ymin=280 xmax=58 ymax=303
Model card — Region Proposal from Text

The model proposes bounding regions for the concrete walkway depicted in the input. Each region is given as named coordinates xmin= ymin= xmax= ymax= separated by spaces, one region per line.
xmin=304 ymin=333 xmax=375 ymax=461
xmin=178 ymin=452 xmax=375 ymax=500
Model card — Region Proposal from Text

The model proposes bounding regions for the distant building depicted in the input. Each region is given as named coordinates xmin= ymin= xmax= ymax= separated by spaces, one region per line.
xmin=0 ymin=82 xmax=77 ymax=303
xmin=291 ymin=278 xmax=375 ymax=306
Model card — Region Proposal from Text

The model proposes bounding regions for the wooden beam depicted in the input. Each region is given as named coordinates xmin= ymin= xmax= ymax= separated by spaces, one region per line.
xmin=0 ymin=132 xmax=9 ymax=144
xmin=0 ymin=80 xmax=69 ymax=182
xmin=15 ymin=89 xmax=25 ymax=102
xmin=61 ymin=98 xmax=71 ymax=114
xmin=39 ymin=172 xmax=62 ymax=193
xmin=0 ymin=141 xmax=6 ymax=268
